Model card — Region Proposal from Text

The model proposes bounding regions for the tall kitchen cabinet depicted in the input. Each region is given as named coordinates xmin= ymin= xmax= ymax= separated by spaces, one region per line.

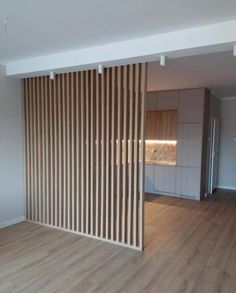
xmin=145 ymin=88 xmax=211 ymax=200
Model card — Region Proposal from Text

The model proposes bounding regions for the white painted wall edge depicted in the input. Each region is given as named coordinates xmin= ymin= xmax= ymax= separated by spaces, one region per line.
xmin=0 ymin=216 xmax=26 ymax=229
xmin=6 ymin=19 xmax=236 ymax=77
xmin=217 ymin=186 xmax=236 ymax=191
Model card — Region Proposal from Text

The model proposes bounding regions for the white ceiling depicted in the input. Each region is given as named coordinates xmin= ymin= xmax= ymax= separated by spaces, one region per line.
xmin=147 ymin=51 xmax=236 ymax=98
xmin=0 ymin=0 xmax=236 ymax=64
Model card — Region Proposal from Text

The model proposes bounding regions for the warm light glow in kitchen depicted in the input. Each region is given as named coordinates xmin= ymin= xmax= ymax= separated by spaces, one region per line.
xmin=145 ymin=140 xmax=177 ymax=145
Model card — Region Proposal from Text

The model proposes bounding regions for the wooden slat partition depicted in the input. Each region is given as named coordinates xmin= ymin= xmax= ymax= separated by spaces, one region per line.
xmin=23 ymin=63 xmax=146 ymax=250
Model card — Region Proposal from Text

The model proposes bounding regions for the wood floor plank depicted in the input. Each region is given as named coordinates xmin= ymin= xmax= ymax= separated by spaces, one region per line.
xmin=0 ymin=189 xmax=236 ymax=293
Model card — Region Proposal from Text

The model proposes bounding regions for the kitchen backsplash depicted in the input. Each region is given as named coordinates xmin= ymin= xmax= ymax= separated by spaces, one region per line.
xmin=145 ymin=141 xmax=177 ymax=165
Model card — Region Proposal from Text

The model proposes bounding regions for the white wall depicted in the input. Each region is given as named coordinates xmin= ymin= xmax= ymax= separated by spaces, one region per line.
xmin=218 ymin=98 xmax=236 ymax=190
xmin=0 ymin=66 xmax=25 ymax=228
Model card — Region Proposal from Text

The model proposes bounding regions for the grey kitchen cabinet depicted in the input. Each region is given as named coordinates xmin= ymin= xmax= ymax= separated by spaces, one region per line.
xmin=144 ymin=87 xmax=213 ymax=200
xmin=178 ymin=89 xmax=205 ymax=123
xmin=177 ymin=123 xmax=203 ymax=168
xmin=145 ymin=164 xmax=155 ymax=193
xmin=176 ymin=166 xmax=201 ymax=198
xmin=157 ymin=91 xmax=179 ymax=110
xmin=145 ymin=92 xmax=157 ymax=111
xmin=154 ymin=165 xmax=176 ymax=194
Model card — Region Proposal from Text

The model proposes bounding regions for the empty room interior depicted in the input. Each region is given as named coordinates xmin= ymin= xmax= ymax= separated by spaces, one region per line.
xmin=0 ymin=1 xmax=236 ymax=292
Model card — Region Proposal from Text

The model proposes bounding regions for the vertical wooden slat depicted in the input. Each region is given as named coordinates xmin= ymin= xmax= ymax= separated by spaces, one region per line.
xmin=139 ymin=63 xmax=146 ymax=250
xmin=105 ymin=68 xmax=110 ymax=239
xmin=40 ymin=77 xmax=45 ymax=223
xmin=33 ymin=78 xmax=39 ymax=222
xmin=57 ymin=75 xmax=63 ymax=228
xmin=85 ymin=70 xmax=90 ymax=234
xmin=28 ymin=79 xmax=32 ymax=220
xmin=24 ymin=79 xmax=31 ymax=220
xmin=29 ymin=78 xmax=35 ymax=221
xmin=122 ymin=66 xmax=128 ymax=244
xmin=95 ymin=71 xmax=100 ymax=237
xmin=116 ymin=67 xmax=122 ymax=242
xmin=133 ymin=64 xmax=140 ymax=246
xmin=100 ymin=69 xmax=105 ymax=238
xmin=49 ymin=77 xmax=54 ymax=225
xmin=24 ymin=64 xmax=146 ymax=250
xmin=90 ymin=70 xmax=94 ymax=235
xmin=110 ymin=67 xmax=116 ymax=241
xmin=80 ymin=72 xmax=85 ymax=233
xmin=71 ymin=73 xmax=75 ymax=231
xmin=54 ymin=75 xmax=58 ymax=226
xmin=76 ymin=72 xmax=80 ymax=232
xmin=66 ymin=73 xmax=70 ymax=229
xmin=62 ymin=74 xmax=66 ymax=228
xmin=127 ymin=65 xmax=134 ymax=245
xmin=36 ymin=78 xmax=42 ymax=223
xmin=45 ymin=77 xmax=50 ymax=224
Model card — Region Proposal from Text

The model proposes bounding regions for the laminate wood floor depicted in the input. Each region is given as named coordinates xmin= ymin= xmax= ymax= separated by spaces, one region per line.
xmin=1 ymin=189 xmax=236 ymax=293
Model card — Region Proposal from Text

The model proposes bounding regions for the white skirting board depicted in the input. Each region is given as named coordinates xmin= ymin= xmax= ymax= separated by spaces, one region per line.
xmin=217 ymin=186 xmax=236 ymax=191
xmin=146 ymin=190 xmax=200 ymax=201
xmin=0 ymin=216 xmax=26 ymax=229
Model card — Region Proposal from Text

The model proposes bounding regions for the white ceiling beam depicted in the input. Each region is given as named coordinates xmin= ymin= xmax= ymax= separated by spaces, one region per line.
xmin=6 ymin=19 xmax=236 ymax=77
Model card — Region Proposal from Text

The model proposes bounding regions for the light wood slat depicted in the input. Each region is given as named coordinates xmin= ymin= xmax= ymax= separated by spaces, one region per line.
xmin=110 ymin=67 xmax=116 ymax=241
xmin=66 ymin=73 xmax=70 ymax=230
xmin=43 ymin=77 xmax=47 ymax=224
xmin=71 ymin=73 xmax=75 ymax=231
xmin=105 ymin=68 xmax=110 ymax=239
xmin=139 ymin=63 xmax=147 ymax=250
xmin=23 ymin=80 xmax=27 ymax=218
xmin=49 ymin=78 xmax=54 ymax=225
xmin=90 ymin=70 xmax=94 ymax=235
xmin=24 ymin=79 xmax=30 ymax=220
xmin=62 ymin=74 xmax=66 ymax=228
xmin=23 ymin=63 xmax=146 ymax=250
xmin=40 ymin=77 xmax=45 ymax=223
xmin=29 ymin=78 xmax=35 ymax=221
xmin=122 ymin=65 xmax=128 ymax=244
xmin=80 ymin=72 xmax=85 ymax=233
xmin=101 ymin=69 xmax=105 ymax=238
xmin=32 ymin=78 xmax=39 ymax=222
xmin=133 ymin=64 xmax=140 ymax=246
xmin=34 ymin=77 xmax=39 ymax=222
xmin=58 ymin=75 xmax=62 ymax=228
xmin=46 ymin=77 xmax=51 ymax=224
xmin=36 ymin=78 xmax=42 ymax=223
xmin=128 ymin=65 xmax=134 ymax=245
xmin=53 ymin=75 xmax=58 ymax=227
xmin=85 ymin=70 xmax=90 ymax=234
xmin=116 ymin=67 xmax=122 ymax=242
xmin=76 ymin=72 xmax=80 ymax=232
xmin=95 ymin=71 xmax=100 ymax=237
xmin=30 ymin=78 xmax=34 ymax=221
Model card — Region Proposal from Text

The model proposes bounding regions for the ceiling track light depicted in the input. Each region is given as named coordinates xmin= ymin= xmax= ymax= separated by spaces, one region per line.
xmin=49 ymin=71 xmax=55 ymax=80
xmin=160 ymin=55 xmax=166 ymax=66
xmin=98 ymin=64 xmax=103 ymax=74
xmin=0 ymin=16 xmax=8 ymax=37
